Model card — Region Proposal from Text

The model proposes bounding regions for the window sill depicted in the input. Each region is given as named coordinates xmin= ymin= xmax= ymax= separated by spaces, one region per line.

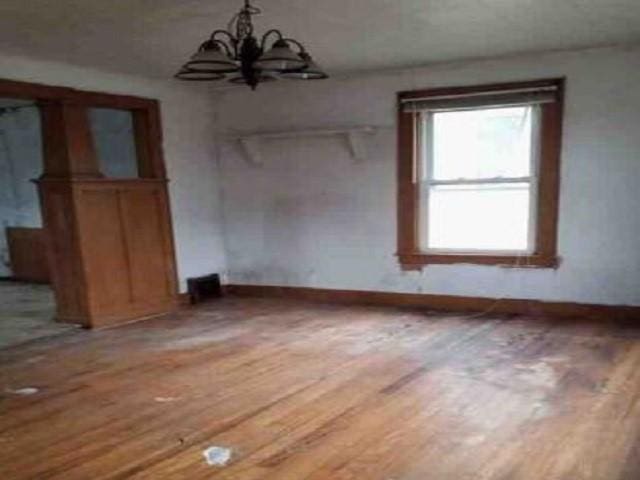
xmin=398 ymin=253 xmax=559 ymax=270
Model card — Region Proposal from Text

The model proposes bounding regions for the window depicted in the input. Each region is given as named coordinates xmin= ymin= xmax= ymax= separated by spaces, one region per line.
xmin=397 ymin=79 xmax=564 ymax=268
xmin=89 ymin=108 xmax=140 ymax=178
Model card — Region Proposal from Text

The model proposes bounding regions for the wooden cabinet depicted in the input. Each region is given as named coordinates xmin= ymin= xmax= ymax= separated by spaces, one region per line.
xmin=38 ymin=179 xmax=178 ymax=327
xmin=6 ymin=227 xmax=50 ymax=283
xmin=24 ymin=91 xmax=180 ymax=328
xmin=80 ymin=180 xmax=177 ymax=325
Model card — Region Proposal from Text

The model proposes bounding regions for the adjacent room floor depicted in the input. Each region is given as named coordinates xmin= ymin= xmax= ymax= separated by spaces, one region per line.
xmin=0 ymin=281 xmax=76 ymax=349
xmin=1 ymin=297 xmax=638 ymax=479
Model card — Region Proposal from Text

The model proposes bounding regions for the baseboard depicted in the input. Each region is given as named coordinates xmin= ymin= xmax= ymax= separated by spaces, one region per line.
xmin=178 ymin=292 xmax=191 ymax=306
xmin=224 ymin=284 xmax=640 ymax=321
xmin=56 ymin=297 xmax=179 ymax=328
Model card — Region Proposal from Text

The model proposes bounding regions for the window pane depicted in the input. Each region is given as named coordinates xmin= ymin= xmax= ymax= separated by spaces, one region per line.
xmin=430 ymin=106 xmax=533 ymax=180
xmin=89 ymin=108 xmax=139 ymax=178
xmin=423 ymin=183 xmax=531 ymax=251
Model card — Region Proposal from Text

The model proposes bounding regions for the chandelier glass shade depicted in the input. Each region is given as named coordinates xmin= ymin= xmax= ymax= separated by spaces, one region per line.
xmin=175 ymin=0 xmax=328 ymax=89
xmin=174 ymin=69 xmax=223 ymax=81
xmin=280 ymin=53 xmax=329 ymax=80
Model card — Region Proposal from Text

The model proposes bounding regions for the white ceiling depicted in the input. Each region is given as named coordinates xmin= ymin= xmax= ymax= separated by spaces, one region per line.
xmin=0 ymin=0 xmax=639 ymax=79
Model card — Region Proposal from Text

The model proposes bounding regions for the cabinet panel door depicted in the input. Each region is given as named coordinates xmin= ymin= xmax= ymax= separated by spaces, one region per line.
xmin=78 ymin=189 xmax=132 ymax=313
xmin=120 ymin=188 xmax=172 ymax=302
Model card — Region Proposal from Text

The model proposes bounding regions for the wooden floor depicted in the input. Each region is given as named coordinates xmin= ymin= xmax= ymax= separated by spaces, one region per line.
xmin=1 ymin=297 xmax=639 ymax=480
xmin=0 ymin=281 xmax=74 ymax=349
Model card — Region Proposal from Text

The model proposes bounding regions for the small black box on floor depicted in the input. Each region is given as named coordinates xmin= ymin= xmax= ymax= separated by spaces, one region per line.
xmin=186 ymin=273 xmax=222 ymax=304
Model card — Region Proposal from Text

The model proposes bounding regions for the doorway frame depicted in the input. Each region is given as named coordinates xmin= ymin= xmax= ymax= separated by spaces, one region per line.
xmin=0 ymin=78 xmax=168 ymax=178
xmin=0 ymin=77 xmax=179 ymax=327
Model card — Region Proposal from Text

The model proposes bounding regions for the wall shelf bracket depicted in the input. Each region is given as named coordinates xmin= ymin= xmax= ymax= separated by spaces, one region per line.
xmin=233 ymin=126 xmax=378 ymax=166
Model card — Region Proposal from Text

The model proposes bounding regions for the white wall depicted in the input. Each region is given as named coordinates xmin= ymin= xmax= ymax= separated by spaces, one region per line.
xmin=0 ymin=53 xmax=227 ymax=291
xmin=216 ymin=45 xmax=640 ymax=306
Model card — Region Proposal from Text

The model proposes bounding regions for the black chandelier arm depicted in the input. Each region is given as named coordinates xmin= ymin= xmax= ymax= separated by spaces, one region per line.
xmin=210 ymin=30 xmax=238 ymax=56
xmin=260 ymin=29 xmax=284 ymax=50
xmin=215 ymin=39 xmax=236 ymax=58
xmin=210 ymin=30 xmax=237 ymax=45
xmin=282 ymin=38 xmax=307 ymax=54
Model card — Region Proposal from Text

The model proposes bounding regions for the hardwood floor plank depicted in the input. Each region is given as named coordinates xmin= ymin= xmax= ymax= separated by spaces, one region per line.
xmin=0 ymin=298 xmax=638 ymax=479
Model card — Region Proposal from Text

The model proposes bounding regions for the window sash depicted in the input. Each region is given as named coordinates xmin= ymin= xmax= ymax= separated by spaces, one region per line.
xmin=400 ymin=85 xmax=559 ymax=113
xmin=418 ymin=105 xmax=542 ymax=254
xmin=421 ymin=182 xmax=535 ymax=254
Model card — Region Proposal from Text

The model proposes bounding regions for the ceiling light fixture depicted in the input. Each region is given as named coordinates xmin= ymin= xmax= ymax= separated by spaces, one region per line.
xmin=175 ymin=0 xmax=328 ymax=89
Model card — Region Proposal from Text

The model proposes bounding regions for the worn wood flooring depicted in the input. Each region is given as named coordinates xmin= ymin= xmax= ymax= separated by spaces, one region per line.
xmin=1 ymin=297 xmax=639 ymax=479
xmin=0 ymin=281 xmax=73 ymax=349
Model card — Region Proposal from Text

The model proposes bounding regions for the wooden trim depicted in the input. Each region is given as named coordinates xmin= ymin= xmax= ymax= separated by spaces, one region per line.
xmin=0 ymin=78 xmax=72 ymax=101
xmin=535 ymin=81 xmax=564 ymax=259
xmin=396 ymin=104 xmax=419 ymax=256
xmin=397 ymin=78 xmax=564 ymax=269
xmin=39 ymin=101 xmax=102 ymax=179
xmin=398 ymin=253 xmax=558 ymax=268
xmin=0 ymin=78 xmax=156 ymax=109
xmin=1 ymin=78 xmax=167 ymax=181
xmin=225 ymin=284 xmax=640 ymax=321
xmin=132 ymin=102 xmax=167 ymax=178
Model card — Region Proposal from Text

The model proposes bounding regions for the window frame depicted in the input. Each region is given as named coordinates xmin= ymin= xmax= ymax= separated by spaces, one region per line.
xmin=397 ymin=78 xmax=564 ymax=269
xmin=420 ymin=105 xmax=540 ymax=255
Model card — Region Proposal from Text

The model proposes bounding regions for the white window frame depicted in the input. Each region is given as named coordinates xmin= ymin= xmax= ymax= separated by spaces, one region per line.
xmin=418 ymin=104 xmax=542 ymax=255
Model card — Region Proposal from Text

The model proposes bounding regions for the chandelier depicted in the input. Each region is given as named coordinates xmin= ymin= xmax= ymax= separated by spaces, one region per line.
xmin=175 ymin=0 xmax=328 ymax=89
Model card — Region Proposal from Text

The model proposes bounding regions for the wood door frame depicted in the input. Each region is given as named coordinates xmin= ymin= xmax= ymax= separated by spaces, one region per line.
xmin=0 ymin=78 xmax=167 ymax=179
xmin=0 ymin=77 xmax=179 ymax=325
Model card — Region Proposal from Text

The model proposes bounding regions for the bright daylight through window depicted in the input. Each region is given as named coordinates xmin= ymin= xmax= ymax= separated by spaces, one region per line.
xmin=420 ymin=106 xmax=537 ymax=252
